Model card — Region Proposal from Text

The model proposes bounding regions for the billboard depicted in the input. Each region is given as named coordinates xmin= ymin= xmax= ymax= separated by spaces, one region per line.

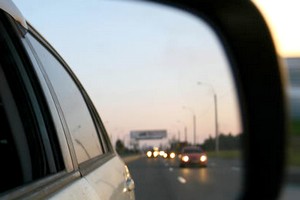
xmin=130 ymin=130 xmax=167 ymax=140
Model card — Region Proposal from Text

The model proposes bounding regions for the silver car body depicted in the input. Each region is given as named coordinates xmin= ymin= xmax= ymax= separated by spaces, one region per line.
xmin=0 ymin=0 xmax=135 ymax=199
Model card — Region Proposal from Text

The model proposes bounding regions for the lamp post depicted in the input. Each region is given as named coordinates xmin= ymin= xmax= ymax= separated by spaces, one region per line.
xmin=177 ymin=120 xmax=187 ymax=142
xmin=197 ymin=82 xmax=219 ymax=153
xmin=170 ymin=126 xmax=180 ymax=142
xmin=182 ymin=106 xmax=196 ymax=145
xmin=176 ymin=127 xmax=181 ymax=142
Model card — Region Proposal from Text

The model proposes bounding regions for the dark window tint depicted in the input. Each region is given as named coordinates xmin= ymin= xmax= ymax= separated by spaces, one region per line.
xmin=0 ymin=15 xmax=61 ymax=194
xmin=0 ymin=67 xmax=23 ymax=192
xmin=183 ymin=148 xmax=203 ymax=153
xmin=27 ymin=34 xmax=103 ymax=163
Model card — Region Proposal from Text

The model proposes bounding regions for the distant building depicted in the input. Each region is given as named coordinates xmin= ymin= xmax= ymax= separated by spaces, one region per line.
xmin=285 ymin=57 xmax=300 ymax=119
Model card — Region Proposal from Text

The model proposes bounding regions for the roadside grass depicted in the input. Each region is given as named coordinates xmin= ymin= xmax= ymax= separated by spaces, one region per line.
xmin=287 ymin=135 xmax=300 ymax=167
xmin=287 ymin=119 xmax=300 ymax=166
xmin=205 ymin=148 xmax=300 ymax=167
xmin=205 ymin=119 xmax=300 ymax=166
xmin=205 ymin=149 xmax=300 ymax=167
xmin=287 ymin=151 xmax=300 ymax=167
xmin=208 ymin=121 xmax=300 ymax=166
xmin=291 ymin=120 xmax=300 ymax=136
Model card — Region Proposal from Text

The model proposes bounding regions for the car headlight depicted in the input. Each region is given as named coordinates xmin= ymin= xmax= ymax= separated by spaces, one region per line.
xmin=160 ymin=151 xmax=165 ymax=156
xmin=200 ymin=155 xmax=207 ymax=162
xmin=146 ymin=151 xmax=152 ymax=157
xmin=170 ymin=152 xmax=176 ymax=159
xmin=182 ymin=155 xmax=189 ymax=162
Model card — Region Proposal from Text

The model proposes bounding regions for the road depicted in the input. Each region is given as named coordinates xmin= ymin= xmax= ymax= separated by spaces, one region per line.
xmin=126 ymin=156 xmax=242 ymax=200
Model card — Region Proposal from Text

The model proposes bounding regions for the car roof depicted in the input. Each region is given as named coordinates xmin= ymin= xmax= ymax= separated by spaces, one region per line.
xmin=0 ymin=0 xmax=28 ymax=29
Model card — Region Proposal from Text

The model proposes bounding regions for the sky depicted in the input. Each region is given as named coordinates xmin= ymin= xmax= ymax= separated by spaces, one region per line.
xmin=252 ymin=0 xmax=300 ymax=57
xmin=11 ymin=0 xmax=299 ymax=148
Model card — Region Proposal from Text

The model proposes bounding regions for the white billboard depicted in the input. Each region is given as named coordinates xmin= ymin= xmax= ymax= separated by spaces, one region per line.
xmin=130 ymin=130 xmax=167 ymax=140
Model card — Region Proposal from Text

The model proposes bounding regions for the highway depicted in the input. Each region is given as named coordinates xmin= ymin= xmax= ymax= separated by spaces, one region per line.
xmin=126 ymin=156 xmax=242 ymax=200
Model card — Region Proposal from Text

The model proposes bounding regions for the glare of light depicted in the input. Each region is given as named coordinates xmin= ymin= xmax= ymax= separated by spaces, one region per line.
xmin=199 ymin=168 xmax=208 ymax=183
xmin=252 ymin=0 xmax=300 ymax=57
xmin=146 ymin=151 xmax=152 ymax=158
xmin=160 ymin=150 xmax=165 ymax=156
xmin=182 ymin=155 xmax=189 ymax=162
xmin=153 ymin=151 xmax=159 ymax=157
xmin=170 ymin=152 xmax=176 ymax=159
xmin=163 ymin=153 xmax=168 ymax=158
xmin=200 ymin=155 xmax=207 ymax=162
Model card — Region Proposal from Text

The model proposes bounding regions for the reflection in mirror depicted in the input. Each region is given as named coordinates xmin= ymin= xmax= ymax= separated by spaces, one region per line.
xmin=14 ymin=0 xmax=243 ymax=199
xmin=283 ymin=57 xmax=300 ymax=199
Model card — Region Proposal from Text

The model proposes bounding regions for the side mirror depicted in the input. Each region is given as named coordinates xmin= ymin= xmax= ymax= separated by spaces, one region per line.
xmin=14 ymin=0 xmax=287 ymax=199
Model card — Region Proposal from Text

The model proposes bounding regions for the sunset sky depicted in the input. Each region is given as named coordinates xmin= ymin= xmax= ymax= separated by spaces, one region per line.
xmin=252 ymin=0 xmax=300 ymax=57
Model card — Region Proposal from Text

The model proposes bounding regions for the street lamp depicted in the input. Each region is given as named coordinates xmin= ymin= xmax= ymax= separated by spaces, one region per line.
xmin=182 ymin=106 xmax=196 ymax=145
xmin=197 ymin=82 xmax=219 ymax=153
xmin=177 ymin=120 xmax=187 ymax=142
xmin=169 ymin=126 xmax=180 ymax=142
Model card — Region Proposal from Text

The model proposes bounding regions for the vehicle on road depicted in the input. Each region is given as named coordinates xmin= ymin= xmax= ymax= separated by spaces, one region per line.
xmin=146 ymin=147 xmax=160 ymax=158
xmin=2 ymin=0 xmax=291 ymax=199
xmin=179 ymin=146 xmax=207 ymax=168
xmin=0 ymin=1 xmax=135 ymax=199
xmin=164 ymin=150 xmax=176 ymax=159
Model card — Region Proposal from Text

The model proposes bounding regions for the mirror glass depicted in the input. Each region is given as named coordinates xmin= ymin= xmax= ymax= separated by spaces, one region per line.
xmin=14 ymin=0 xmax=243 ymax=199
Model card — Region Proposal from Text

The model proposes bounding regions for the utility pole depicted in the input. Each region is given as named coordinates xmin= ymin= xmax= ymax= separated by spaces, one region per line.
xmin=198 ymin=82 xmax=219 ymax=153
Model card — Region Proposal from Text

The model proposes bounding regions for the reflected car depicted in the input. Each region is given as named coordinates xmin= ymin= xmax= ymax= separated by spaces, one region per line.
xmin=164 ymin=150 xmax=176 ymax=159
xmin=0 ymin=1 xmax=135 ymax=199
xmin=146 ymin=149 xmax=159 ymax=158
xmin=159 ymin=150 xmax=165 ymax=157
xmin=146 ymin=150 xmax=153 ymax=158
xmin=179 ymin=146 xmax=207 ymax=167
xmin=169 ymin=152 xmax=176 ymax=159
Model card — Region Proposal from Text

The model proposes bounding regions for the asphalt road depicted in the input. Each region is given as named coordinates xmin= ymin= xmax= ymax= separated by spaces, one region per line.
xmin=126 ymin=156 xmax=242 ymax=200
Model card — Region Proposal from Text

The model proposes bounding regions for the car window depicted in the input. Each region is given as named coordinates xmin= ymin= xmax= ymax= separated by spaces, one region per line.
xmin=0 ymin=14 xmax=63 ymax=194
xmin=0 ymin=64 xmax=24 ymax=193
xmin=26 ymin=33 xmax=104 ymax=164
xmin=183 ymin=148 xmax=203 ymax=153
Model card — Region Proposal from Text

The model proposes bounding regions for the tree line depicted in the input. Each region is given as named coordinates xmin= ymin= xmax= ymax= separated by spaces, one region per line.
xmin=115 ymin=132 xmax=243 ymax=154
xmin=201 ymin=133 xmax=243 ymax=151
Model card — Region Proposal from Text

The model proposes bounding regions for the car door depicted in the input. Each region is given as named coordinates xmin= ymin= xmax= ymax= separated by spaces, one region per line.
xmin=23 ymin=25 xmax=135 ymax=200
xmin=1 ymin=0 xmax=288 ymax=199
xmin=0 ymin=4 xmax=134 ymax=199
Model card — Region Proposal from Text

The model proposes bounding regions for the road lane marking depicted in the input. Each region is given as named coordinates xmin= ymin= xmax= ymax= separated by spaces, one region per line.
xmin=178 ymin=176 xmax=187 ymax=184
xmin=169 ymin=167 xmax=173 ymax=172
